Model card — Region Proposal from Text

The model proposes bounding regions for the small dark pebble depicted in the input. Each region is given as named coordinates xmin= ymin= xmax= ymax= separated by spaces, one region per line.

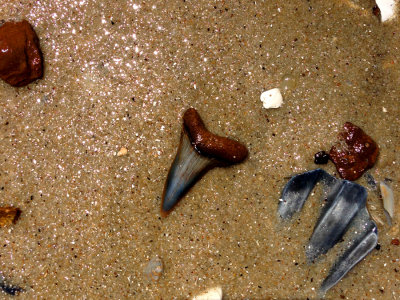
xmin=375 ymin=243 xmax=381 ymax=250
xmin=373 ymin=5 xmax=380 ymax=17
xmin=365 ymin=173 xmax=377 ymax=191
xmin=314 ymin=151 xmax=329 ymax=164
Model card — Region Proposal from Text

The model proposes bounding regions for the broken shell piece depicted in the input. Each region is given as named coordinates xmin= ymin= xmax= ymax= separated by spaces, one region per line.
xmin=375 ymin=0 xmax=397 ymax=22
xmin=278 ymin=169 xmax=378 ymax=294
xmin=0 ymin=207 xmax=21 ymax=227
xmin=144 ymin=256 xmax=163 ymax=282
xmin=117 ymin=147 xmax=128 ymax=156
xmin=192 ymin=286 xmax=223 ymax=300
xmin=260 ymin=88 xmax=283 ymax=109
xmin=320 ymin=210 xmax=377 ymax=295
xmin=161 ymin=108 xmax=248 ymax=217
xmin=306 ymin=179 xmax=367 ymax=263
xmin=0 ymin=274 xmax=23 ymax=295
xmin=380 ymin=181 xmax=394 ymax=224
xmin=329 ymin=122 xmax=379 ymax=181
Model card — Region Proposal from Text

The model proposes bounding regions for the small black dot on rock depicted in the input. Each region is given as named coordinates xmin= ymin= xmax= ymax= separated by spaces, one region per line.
xmin=314 ymin=151 xmax=330 ymax=164
xmin=375 ymin=243 xmax=381 ymax=250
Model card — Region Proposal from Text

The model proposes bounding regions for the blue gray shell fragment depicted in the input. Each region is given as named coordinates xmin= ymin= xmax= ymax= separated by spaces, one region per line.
xmin=278 ymin=168 xmax=378 ymax=295
xmin=0 ymin=273 xmax=23 ymax=296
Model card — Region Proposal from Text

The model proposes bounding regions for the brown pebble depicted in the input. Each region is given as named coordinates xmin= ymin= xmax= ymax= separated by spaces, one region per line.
xmin=0 ymin=20 xmax=43 ymax=87
xmin=391 ymin=238 xmax=399 ymax=246
xmin=0 ymin=207 xmax=21 ymax=227
xmin=183 ymin=108 xmax=248 ymax=164
xmin=372 ymin=5 xmax=381 ymax=18
xmin=329 ymin=122 xmax=379 ymax=181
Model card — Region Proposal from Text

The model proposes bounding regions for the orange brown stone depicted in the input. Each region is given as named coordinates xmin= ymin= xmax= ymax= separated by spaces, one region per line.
xmin=0 ymin=20 xmax=43 ymax=87
xmin=329 ymin=122 xmax=379 ymax=181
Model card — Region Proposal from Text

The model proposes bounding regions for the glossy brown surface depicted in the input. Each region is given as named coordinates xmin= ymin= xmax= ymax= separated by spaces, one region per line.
xmin=329 ymin=122 xmax=379 ymax=181
xmin=0 ymin=20 xmax=43 ymax=87
xmin=183 ymin=108 xmax=248 ymax=164
xmin=0 ymin=207 xmax=21 ymax=227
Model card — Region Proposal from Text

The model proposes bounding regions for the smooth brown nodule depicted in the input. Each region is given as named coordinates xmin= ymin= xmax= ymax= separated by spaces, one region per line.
xmin=0 ymin=20 xmax=43 ymax=87
xmin=183 ymin=108 xmax=248 ymax=164
xmin=0 ymin=206 xmax=21 ymax=227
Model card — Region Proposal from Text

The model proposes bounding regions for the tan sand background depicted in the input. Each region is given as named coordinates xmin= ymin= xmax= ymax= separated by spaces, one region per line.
xmin=0 ymin=0 xmax=399 ymax=299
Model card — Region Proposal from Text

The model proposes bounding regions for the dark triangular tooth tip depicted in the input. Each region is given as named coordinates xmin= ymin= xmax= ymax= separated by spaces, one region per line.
xmin=161 ymin=130 xmax=214 ymax=217
xmin=306 ymin=180 xmax=367 ymax=263
xmin=278 ymin=168 xmax=324 ymax=220
xmin=319 ymin=212 xmax=378 ymax=295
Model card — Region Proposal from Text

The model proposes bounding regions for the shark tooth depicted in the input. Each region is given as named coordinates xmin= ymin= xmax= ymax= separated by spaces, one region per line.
xmin=278 ymin=169 xmax=378 ymax=293
xmin=161 ymin=108 xmax=248 ymax=217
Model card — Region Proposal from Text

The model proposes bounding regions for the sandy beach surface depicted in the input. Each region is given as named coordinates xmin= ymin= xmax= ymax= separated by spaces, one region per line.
xmin=0 ymin=0 xmax=399 ymax=299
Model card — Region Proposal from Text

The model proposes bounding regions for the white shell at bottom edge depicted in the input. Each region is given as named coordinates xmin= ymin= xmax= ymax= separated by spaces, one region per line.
xmin=192 ymin=286 xmax=223 ymax=300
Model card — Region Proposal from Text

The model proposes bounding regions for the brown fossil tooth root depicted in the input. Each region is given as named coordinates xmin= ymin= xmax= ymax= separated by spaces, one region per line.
xmin=0 ymin=207 xmax=21 ymax=227
xmin=161 ymin=108 xmax=248 ymax=217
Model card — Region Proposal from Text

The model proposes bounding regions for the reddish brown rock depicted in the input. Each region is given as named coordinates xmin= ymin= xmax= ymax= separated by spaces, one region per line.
xmin=0 ymin=20 xmax=43 ymax=87
xmin=329 ymin=122 xmax=379 ymax=181
xmin=0 ymin=206 xmax=21 ymax=227
xmin=183 ymin=108 xmax=248 ymax=164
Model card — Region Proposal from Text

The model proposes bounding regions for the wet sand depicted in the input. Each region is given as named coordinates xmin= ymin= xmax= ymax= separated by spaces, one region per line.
xmin=0 ymin=0 xmax=399 ymax=299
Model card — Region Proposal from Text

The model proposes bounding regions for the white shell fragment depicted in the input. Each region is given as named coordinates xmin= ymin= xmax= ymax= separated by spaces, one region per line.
xmin=380 ymin=181 xmax=394 ymax=220
xmin=144 ymin=256 xmax=163 ymax=282
xmin=192 ymin=286 xmax=223 ymax=300
xmin=375 ymin=0 xmax=397 ymax=22
xmin=260 ymin=88 xmax=283 ymax=109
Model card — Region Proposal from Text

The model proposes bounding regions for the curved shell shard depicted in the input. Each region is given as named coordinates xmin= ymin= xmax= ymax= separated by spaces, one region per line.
xmin=306 ymin=180 xmax=367 ymax=263
xmin=320 ymin=213 xmax=378 ymax=295
xmin=278 ymin=169 xmax=324 ymax=220
xmin=278 ymin=169 xmax=378 ymax=294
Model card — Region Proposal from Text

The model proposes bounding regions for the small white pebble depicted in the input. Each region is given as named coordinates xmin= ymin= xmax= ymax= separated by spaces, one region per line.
xmin=260 ymin=88 xmax=283 ymax=109
xmin=382 ymin=107 xmax=387 ymax=112
xmin=375 ymin=0 xmax=397 ymax=22
xmin=117 ymin=147 xmax=128 ymax=156
xmin=192 ymin=286 xmax=223 ymax=300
